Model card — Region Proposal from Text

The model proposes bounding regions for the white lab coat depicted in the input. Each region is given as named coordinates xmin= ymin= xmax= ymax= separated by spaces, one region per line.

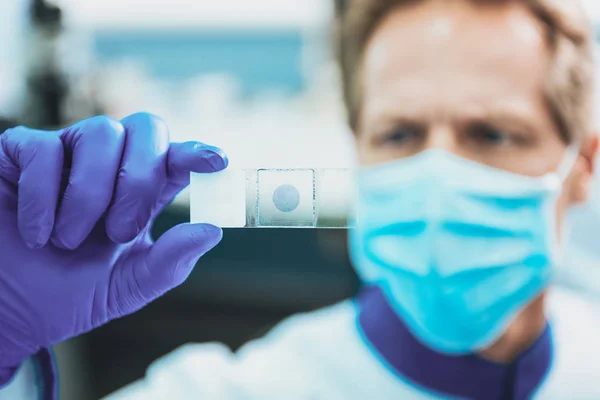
xmin=109 ymin=287 xmax=600 ymax=399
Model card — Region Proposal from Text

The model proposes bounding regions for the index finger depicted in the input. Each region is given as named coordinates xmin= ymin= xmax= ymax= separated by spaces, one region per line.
xmin=167 ymin=141 xmax=228 ymax=185
xmin=153 ymin=141 xmax=228 ymax=210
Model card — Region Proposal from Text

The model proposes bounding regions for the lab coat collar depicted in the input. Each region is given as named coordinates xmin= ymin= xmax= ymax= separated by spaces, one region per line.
xmin=356 ymin=286 xmax=553 ymax=399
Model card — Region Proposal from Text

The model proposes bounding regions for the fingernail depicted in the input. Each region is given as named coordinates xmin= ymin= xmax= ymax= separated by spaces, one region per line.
xmin=202 ymin=223 xmax=223 ymax=239
xmin=23 ymin=216 xmax=52 ymax=249
xmin=32 ymin=229 xmax=48 ymax=248
xmin=26 ymin=238 xmax=44 ymax=249
xmin=52 ymin=218 xmax=92 ymax=249
xmin=50 ymin=234 xmax=77 ymax=250
xmin=207 ymin=153 xmax=227 ymax=170
xmin=189 ymin=224 xmax=223 ymax=250
xmin=196 ymin=145 xmax=228 ymax=170
xmin=22 ymin=228 xmax=43 ymax=249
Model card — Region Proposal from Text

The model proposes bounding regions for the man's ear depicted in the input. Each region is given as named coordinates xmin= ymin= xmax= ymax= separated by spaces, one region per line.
xmin=569 ymin=133 xmax=599 ymax=204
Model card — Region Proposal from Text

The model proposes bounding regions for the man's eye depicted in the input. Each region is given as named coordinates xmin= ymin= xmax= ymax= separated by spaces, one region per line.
xmin=380 ymin=125 xmax=423 ymax=145
xmin=386 ymin=130 xmax=412 ymax=143
xmin=467 ymin=124 xmax=512 ymax=146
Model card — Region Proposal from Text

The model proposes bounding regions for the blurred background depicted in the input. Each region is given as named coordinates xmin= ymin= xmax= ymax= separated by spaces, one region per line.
xmin=2 ymin=1 xmax=600 ymax=398
xmin=0 ymin=1 xmax=356 ymax=398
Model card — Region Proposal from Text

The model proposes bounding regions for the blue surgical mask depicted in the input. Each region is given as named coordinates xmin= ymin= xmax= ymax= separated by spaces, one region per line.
xmin=349 ymin=149 xmax=577 ymax=354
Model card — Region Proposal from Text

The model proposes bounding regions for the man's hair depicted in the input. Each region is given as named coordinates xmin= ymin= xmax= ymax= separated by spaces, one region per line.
xmin=336 ymin=0 xmax=596 ymax=142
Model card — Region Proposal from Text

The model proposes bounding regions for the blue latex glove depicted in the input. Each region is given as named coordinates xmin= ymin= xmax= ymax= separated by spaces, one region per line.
xmin=0 ymin=113 xmax=227 ymax=385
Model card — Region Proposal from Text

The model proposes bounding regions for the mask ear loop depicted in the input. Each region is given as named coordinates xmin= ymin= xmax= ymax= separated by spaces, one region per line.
xmin=556 ymin=144 xmax=581 ymax=182
xmin=551 ymin=144 xmax=582 ymax=272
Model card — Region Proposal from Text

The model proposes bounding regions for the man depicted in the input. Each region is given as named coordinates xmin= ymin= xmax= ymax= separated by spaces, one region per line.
xmin=1 ymin=0 xmax=599 ymax=398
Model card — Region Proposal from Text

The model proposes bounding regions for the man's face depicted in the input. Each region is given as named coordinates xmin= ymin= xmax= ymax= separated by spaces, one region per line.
xmin=356 ymin=1 xmax=595 ymax=211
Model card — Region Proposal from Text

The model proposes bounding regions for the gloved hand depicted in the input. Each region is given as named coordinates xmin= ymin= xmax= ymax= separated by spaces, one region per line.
xmin=0 ymin=113 xmax=227 ymax=385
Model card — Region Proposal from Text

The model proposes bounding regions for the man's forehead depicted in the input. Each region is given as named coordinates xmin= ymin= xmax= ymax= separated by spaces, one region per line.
xmin=364 ymin=0 xmax=548 ymax=68
xmin=362 ymin=1 xmax=550 ymax=97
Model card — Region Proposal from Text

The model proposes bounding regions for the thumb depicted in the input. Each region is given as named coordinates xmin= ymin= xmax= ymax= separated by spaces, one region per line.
xmin=147 ymin=223 xmax=223 ymax=289
xmin=109 ymin=223 xmax=223 ymax=318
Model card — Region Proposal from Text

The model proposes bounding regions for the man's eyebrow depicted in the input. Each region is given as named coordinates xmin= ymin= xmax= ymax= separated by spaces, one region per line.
xmin=363 ymin=103 xmax=546 ymax=134
xmin=364 ymin=105 xmax=432 ymax=128
xmin=462 ymin=105 xmax=544 ymax=133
